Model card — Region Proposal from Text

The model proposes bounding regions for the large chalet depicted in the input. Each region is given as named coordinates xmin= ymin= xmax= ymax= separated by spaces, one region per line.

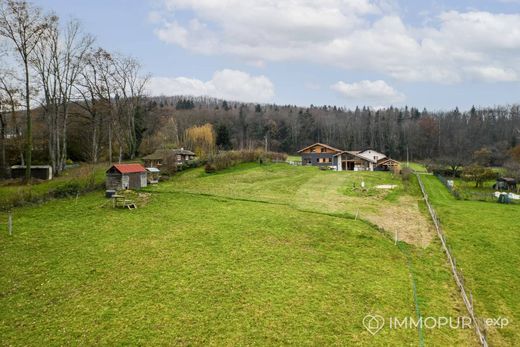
xmin=297 ymin=143 xmax=400 ymax=171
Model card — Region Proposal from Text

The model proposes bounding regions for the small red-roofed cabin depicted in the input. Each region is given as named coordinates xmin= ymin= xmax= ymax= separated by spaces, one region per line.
xmin=106 ymin=163 xmax=147 ymax=190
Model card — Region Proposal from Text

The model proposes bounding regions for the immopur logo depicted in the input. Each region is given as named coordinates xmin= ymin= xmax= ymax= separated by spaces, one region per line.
xmin=363 ymin=314 xmax=509 ymax=335
xmin=363 ymin=314 xmax=385 ymax=335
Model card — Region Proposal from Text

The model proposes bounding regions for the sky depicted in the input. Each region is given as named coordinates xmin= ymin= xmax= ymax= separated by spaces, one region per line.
xmin=31 ymin=0 xmax=520 ymax=110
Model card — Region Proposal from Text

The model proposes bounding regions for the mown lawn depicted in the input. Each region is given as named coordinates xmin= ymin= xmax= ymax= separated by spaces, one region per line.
xmin=421 ymin=174 xmax=520 ymax=346
xmin=0 ymin=163 xmax=476 ymax=345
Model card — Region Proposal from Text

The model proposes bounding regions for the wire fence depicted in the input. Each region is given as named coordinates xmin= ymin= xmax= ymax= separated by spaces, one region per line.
xmin=416 ymin=173 xmax=488 ymax=347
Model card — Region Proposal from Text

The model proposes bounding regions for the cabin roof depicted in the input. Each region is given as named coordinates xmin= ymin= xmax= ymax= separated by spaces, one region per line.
xmin=146 ymin=167 xmax=160 ymax=173
xmin=297 ymin=143 xmax=343 ymax=153
xmin=108 ymin=163 xmax=146 ymax=174
xmin=143 ymin=148 xmax=196 ymax=160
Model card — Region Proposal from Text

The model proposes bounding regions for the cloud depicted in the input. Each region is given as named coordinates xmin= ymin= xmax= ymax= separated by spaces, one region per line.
xmin=147 ymin=69 xmax=275 ymax=103
xmin=331 ymin=80 xmax=405 ymax=103
xmin=153 ymin=1 xmax=520 ymax=83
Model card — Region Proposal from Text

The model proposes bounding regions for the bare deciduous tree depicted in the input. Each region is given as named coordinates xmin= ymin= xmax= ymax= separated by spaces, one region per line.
xmin=0 ymin=0 xmax=52 ymax=180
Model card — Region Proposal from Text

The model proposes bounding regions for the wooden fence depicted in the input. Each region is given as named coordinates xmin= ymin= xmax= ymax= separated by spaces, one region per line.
xmin=416 ymin=173 xmax=488 ymax=347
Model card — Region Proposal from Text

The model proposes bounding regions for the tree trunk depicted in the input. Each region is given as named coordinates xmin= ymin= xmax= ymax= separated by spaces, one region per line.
xmin=108 ymin=122 xmax=113 ymax=165
xmin=0 ymin=114 xmax=6 ymax=178
xmin=24 ymin=60 xmax=32 ymax=182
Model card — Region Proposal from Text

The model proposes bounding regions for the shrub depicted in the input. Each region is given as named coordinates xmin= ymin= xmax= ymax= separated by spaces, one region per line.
xmin=53 ymin=181 xmax=82 ymax=198
xmin=205 ymin=150 xmax=287 ymax=173
xmin=400 ymin=167 xmax=413 ymax=181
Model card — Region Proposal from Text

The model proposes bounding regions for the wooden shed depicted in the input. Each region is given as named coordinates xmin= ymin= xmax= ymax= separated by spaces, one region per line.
xmin=146 ymin=167 xmax=160 ymax=184
xmin=106 ymin=164 xmax=147 ymax=190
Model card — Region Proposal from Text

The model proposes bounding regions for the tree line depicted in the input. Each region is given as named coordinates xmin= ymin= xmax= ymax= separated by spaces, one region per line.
xmin=0 ymin=0 xmax=148 ymax=179
xmin=1 ymin=1 xmax=520 ymax=182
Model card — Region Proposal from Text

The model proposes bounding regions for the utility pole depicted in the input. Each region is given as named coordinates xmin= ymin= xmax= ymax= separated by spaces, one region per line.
xmin=264 ymin=134 xmax=268 ymax=152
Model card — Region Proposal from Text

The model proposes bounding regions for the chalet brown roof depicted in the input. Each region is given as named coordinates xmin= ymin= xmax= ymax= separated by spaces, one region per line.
xmin=297 ymin=142 xmax=343 ymax=153
xmin=143 ymin=148 xmax=196 ymax=160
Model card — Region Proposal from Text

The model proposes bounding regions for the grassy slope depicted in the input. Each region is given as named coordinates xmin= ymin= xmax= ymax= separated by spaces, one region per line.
xmin=421 ymin=174 xmax=520 ymax=346
xmin=0 ymin=164 xmax=107 ymax=210
xmin=0 ymin=164 xmax=475 ymax=345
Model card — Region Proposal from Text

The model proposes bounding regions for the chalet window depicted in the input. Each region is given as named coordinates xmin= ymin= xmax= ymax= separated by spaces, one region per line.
xmin=311 ymin=148 xmax=316 ymax=153
xmin=320 ymin=148 xmax=325 ymax=153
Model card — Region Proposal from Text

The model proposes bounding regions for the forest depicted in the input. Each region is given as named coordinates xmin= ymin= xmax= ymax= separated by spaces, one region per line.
xmin=1 ymin=0 xmax=520 ymax=180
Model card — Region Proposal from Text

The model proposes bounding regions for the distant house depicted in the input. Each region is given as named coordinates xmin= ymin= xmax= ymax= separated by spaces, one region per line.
xmin=298 ymin=143 xmax=400 ymax=171
xmin=106 ymin=163 xmax=147 ymax=190
xmin=143 ymin=148 xmax=197 ymax=168
xmin=493 ymin=177 xmax=517 ymax=191
xmin=10 ymin=165 xmax=53 ymax=180
xmin=298 ymin=143 xmax=343 ymax=168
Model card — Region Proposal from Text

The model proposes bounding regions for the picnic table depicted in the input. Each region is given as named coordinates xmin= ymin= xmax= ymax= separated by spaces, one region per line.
xmin=112 ymin=194 xmax=137 ymax=209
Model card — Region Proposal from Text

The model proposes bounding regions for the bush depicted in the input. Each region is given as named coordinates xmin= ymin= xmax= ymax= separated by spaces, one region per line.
xmin=205 ymin=150 xmax=287 ymax=173
xmin=53 ymin=181 xmax=82 ymax=198
xmin=400 ymin=167 xmax=413 ymax=181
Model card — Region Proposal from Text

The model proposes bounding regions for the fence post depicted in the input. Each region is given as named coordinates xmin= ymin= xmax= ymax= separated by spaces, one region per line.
xmin=8 ymin=212 xmax=12 ymax=236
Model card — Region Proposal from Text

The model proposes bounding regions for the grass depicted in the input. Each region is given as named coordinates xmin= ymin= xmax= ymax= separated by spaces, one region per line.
xmin=286 ymin=155 xmax=301 ymax=162
xmin=420 ymin=174 xmax=520 ymax=346
xmin=0 ymin=163 xmax=107 ymax=210
xmin=157 ymin=163 xmax=433 ymax=246
xmin=405 ymin=162 xmax=429 ymax=173
xmin=0 ymin=163 xmax=478 ymax=345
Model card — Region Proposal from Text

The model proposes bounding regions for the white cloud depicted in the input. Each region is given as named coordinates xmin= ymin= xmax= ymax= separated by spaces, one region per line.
xmin=147 ymin=69 xmax=275 ymax=103
xmin=153 ymin=1 xmax=520 ymax=83
xmin=331 ymin=80 xmax=405 ymax=103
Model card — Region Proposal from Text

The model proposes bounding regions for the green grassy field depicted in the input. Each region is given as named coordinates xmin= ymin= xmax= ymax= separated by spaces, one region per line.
xmin=404 ymin=162 xmax=429 ymax=173
xmin=421 ymin=174 xmax=520 ymax=346
xmin=0 ymin=163 xmax=107 ymax=210
xmin=0 ymin=163 xmax=480 ymax=345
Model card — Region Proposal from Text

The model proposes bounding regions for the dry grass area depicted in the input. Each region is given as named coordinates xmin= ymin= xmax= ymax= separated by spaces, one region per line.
xmin=362 ymin=196 xmax=435 ymax=247
xmin=293 ymin=172 xmax=435 ymax=247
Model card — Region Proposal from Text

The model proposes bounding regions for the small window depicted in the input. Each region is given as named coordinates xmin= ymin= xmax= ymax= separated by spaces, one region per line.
xmin=320 ymin=148 xmax=325 ymax=153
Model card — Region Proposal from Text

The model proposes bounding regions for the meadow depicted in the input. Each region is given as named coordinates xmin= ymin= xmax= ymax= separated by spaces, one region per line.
xmin=0 ymin=164 xmax=107 ymax=210
xmin=0 ymin=163 xmax=489 ymax=345
xmin=420 ymin=175 xmax=520 ymax=346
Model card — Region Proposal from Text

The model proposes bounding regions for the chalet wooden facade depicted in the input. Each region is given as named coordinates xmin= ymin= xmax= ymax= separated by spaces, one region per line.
xmin=143 ymin=148 xmax=197 ymax=168
xmin=106 ymin=164 xmax=148 ymax=190
xmin=298 ymin=143 xmax=400 ymax=172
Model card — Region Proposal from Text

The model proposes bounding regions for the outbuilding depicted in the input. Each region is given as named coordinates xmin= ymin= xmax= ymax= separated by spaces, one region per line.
xmin=493 ymin=177 xmax=517 ymax=191
xmin=146 ymin=167 xmax=160 ymax=184
xmin=106 ymin=163 xmax=147 ymax=190
xmin=10 ymin=165 xmax=53 ymax=180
